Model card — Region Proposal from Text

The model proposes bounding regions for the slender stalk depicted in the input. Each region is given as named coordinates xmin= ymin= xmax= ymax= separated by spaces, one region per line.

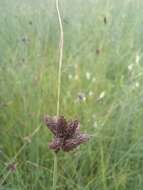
xmin=56 ymin=0 xmax=64 ymax=117
xmin=52 ymin=0 xmax=64 ymax=190
xmin=52 ymin=153 xmax=58 ymax=190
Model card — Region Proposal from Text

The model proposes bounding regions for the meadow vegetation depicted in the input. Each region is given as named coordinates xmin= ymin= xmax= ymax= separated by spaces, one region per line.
xmin=0 ymin=0 xmax=143 ymax=189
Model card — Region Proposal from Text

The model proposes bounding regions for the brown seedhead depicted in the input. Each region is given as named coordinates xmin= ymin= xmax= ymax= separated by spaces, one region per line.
xmin=44 ymin=115 xmax=90 ymax=153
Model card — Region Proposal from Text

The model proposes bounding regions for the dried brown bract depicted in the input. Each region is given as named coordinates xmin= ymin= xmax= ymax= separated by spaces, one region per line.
xmin=6 ymin=163 xmax=17 ymax=172
xmin=96 ymin=48 xmax=100 ymax=55
xmin=44 ymin=115 xmax=90 ymax=153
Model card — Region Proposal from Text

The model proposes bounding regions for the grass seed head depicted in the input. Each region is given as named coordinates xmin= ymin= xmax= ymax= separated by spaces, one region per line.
xmin=44 ymin=115 xmax=90 ymax=153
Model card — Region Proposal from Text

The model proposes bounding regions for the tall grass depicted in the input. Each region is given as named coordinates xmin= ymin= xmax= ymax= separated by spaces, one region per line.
xmin=0 ymin=0 xmax=143 ymax=189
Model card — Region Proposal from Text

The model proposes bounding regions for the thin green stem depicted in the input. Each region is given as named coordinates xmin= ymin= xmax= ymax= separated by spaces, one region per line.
xmin=56 ymin=0 xmax=64 ymax=117
xmin=52 ymin=153 xmax=58 ymax=190
xmin=52 ymin=0 xmax=64 ymax=190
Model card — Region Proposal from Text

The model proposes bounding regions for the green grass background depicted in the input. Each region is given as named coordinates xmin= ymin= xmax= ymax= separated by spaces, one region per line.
xmin=0 ymin=0 xmax=143 ymax=189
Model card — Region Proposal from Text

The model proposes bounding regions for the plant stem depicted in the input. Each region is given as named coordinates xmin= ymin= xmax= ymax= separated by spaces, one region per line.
xmin=52 ymin=153 xmax=58 ymax=190
xmin=56 ymin=0 xmax=64 ymax=117
xmin=52 ymin=0 xmax=64 ymax=190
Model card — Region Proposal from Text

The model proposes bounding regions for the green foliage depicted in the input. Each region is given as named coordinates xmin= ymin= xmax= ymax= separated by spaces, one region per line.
xmin=0 ymin=0 xmax=143 ymax=189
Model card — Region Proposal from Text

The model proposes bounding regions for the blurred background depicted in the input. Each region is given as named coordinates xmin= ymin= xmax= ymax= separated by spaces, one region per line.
xmin=0 ymin=0 xmax=143 ymax=189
